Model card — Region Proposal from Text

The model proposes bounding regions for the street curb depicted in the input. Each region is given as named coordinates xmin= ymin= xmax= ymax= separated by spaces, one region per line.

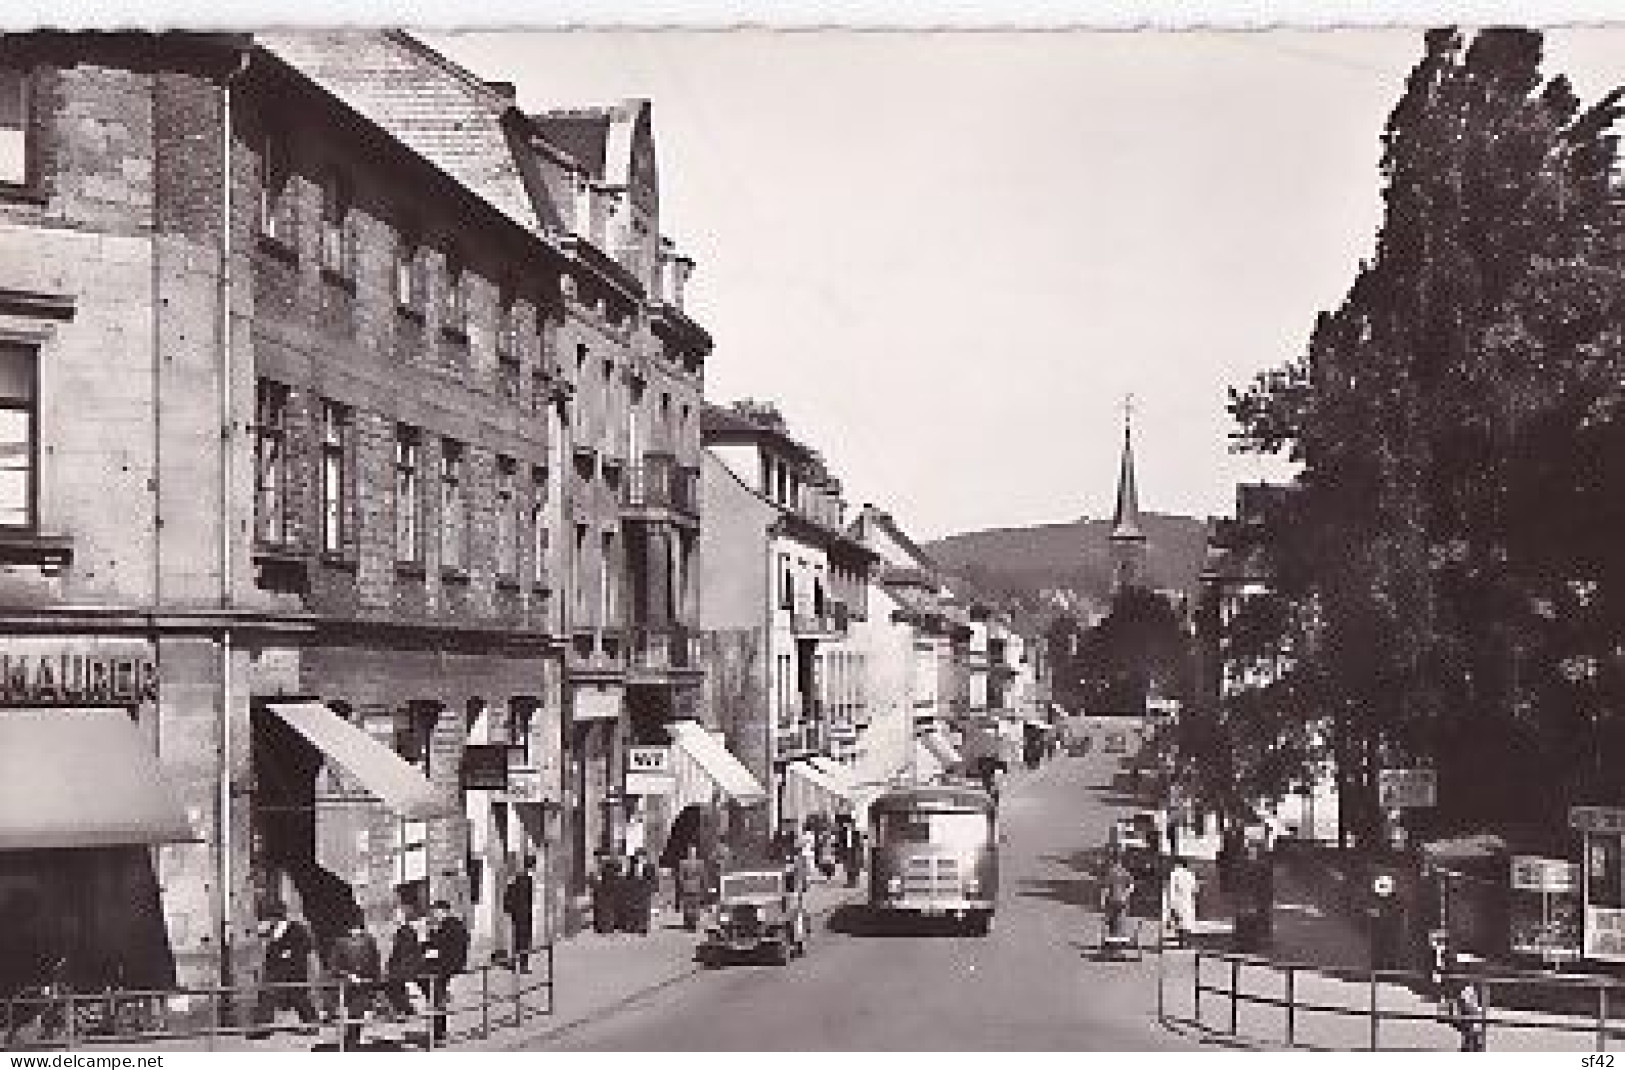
xmin=483 ymin=892 xmax=854 ymax=1049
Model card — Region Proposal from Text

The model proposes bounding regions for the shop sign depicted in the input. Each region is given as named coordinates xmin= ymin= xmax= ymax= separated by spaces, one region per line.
xmin=503 ymin=769 xmax=551 ymax=805
xmin=459 ymin=744 xmax=510 ymax=790
xmin=1511 ymin=856 xmax=1579 ymax=894
xmin=1376 ymin=768 xmax=1436 ymax=809
xmin=1585 ymin=907 xmax=1625 ymax=962
xmin=1571 ymin=807 xmax=1625 ymax=835
xmin=0 ymin=648 xmax=158 ymax=706
xmin=626 ymin=746 xmax=671 ymax=776
xmin=625 ymin=746 xmax=672 ymax=796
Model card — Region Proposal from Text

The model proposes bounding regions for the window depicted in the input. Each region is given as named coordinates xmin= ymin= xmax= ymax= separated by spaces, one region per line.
xmin=496 ymin=456 xmax=519 ymax=579
xmin=530 ymin=466 xmax=550 ymax=588
xmin=601 ymin=530 xmax=618 ymax=625
xmin=507 ymin=697 xmax=538 ymax=767
xmin=0 ymin=69 xmax=31 ymax=188
xmin=779 ymin=554 xmax=794 ymax=610
xmin=497 ymin=298 xmax=522 ymax=401
xmin=319 ymin=401 xmax=351 ymax=556
xmin=442 ymin=250 xmax=468 ymax=338
xmin=320 ymin=172 xmax=355 ymax=281
xmin=394 ymin=426 xmax=422 ymax=563
xmin=440 ymin=439 xmax=467 ymax=573
xmin=252 ymin=380 xmax=289 ymax=545
xmin=257 ymin=133 xmax=294 ymax=245
xmin=573 ymin=523 xmax=589 ymax=619
xmin=0 ymin=342 xmax=36 ymax=529
xmin=395 ymin=228 xmax=426 ymax=314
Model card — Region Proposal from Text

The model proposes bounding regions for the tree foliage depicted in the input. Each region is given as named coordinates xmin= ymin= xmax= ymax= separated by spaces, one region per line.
xmin=1227 ymin=27 xmax=1625 ymax=839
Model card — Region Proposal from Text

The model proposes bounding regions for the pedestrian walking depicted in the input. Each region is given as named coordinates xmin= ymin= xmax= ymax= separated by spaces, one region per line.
xmin=816 ymin=827 xmax=838 ymax=882
xmin=328 ymin=917 xmax=382 ymax=1050
xmin=254 ymin=903 xmax=319 ymax=1034
xmin=798 ymin=825 xmax=819 ymax=889
xmin=589 ymin=851 xmax=617 ymax=934
xmin=1100 ymin=849 xmax=1135 ymax=945
xmin=421 ymin=900 xmax=469 ymax=1043
xmin=625 ymin=848 xmax=658 ymax=935
xmin=1429 ymin=931 xmax=1486 ymax=1051
xmin=676 ymin=845 xmax=709 ymax=931
xmin=502 ymin=861 xmax=535 ymax=972
xmin=1164 ymin=857 xmax=1198 ymax=946
xmin=381 ymin=905 xmax=424 ymax=1022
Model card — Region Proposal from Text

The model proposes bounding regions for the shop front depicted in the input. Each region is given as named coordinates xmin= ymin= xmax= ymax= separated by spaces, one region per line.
xmin=0 ymin=640 xmax=194 ymax=998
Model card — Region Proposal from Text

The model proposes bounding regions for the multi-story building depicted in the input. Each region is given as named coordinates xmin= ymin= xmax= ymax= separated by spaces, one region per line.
xmin=699 ymin=402 xmax=876 ymax=837
xmin=0 ymin=29 xmax=711 ymax=999
xmin=848 ymin=505 xmax=967 ymax=795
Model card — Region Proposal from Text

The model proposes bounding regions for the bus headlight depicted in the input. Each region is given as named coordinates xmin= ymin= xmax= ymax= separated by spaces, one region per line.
xmin=887 ymin=875 xmax=903 ymax=895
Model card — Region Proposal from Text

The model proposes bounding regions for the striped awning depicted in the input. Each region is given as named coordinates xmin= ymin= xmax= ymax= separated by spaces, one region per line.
xmin=268 ymin=701 xmax=455 ymax=820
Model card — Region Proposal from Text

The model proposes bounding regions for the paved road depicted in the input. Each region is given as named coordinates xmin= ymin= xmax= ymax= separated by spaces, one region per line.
xmin=524 ymin=749 xmax=1198 ymax=1050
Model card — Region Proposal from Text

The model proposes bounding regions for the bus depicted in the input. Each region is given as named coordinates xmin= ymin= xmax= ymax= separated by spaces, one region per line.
xmin=867 ymin=784 xmax=998 ymax=935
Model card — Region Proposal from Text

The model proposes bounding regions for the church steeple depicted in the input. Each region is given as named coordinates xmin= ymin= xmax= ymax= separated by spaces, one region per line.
xmin=1109 ymin=396 xmax=1148 ymax=593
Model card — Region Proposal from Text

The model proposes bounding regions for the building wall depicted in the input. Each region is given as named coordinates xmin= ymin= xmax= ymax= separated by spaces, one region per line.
xmin=698 ymin=450 xmax=770 ymax=631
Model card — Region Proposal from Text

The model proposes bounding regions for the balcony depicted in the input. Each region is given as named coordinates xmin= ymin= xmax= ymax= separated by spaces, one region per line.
xmin=567 ymin=626 xmax=626 ymax=679
xmin=624 ymin=453 xmax=700 ymax=520
xmin=790 ymin=600 xmax=849 ymax=639
xmin=626 ymin=624 xmax=702 ymax=679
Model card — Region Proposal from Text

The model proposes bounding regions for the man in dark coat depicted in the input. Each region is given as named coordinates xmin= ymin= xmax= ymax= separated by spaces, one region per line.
xmin=624 ymin=849 xmax=658 ymax=936
xmin=589 ymin=852 xmax=618 ymax=935
xmin=676 ymin=845 xmax=709 ymax=931
xmin=328 ymin=917 xmax=381 ymax=1049
xmin=502 ymin=862 xmax=536 ymax=972
xmin=256 ymin=903 xmax=319 ymax=1032
xmin=381 ymin=906 xmax=423 ymax=1021
xmin=421 ymin=900 xmax=469 ymax=1043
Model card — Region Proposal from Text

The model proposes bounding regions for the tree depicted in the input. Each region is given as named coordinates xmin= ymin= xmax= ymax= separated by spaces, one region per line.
xmin=1229 ymin=27 xmax=1625 ymax=841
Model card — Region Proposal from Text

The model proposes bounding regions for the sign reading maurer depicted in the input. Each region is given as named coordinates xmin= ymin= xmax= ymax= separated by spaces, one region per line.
xmin=0 ymin=650 xmax=159 ymax=706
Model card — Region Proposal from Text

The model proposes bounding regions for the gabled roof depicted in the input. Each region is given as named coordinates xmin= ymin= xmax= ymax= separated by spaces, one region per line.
xmin=257 ymin=31 xmax=544 ymax=236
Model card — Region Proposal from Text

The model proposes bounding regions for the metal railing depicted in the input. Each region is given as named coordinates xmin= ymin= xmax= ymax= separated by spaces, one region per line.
xmin=626 ymin=624 xmax=698 ymax=671
xmin=624 ymin=456 xmax=698 ymax=516
xmin=1159 ymin=943 xmax=1625 ymax=1052
xmin=3 ymin=947 xmax=554 ymax=1053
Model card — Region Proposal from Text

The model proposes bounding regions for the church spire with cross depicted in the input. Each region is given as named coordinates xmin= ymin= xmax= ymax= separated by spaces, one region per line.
xmin=1109 ymin=395 xmax=1148 ymax=594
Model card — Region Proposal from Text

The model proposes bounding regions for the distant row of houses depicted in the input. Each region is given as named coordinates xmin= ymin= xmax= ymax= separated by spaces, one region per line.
xmin=0 ymin=30 xmax=1049 ymax=996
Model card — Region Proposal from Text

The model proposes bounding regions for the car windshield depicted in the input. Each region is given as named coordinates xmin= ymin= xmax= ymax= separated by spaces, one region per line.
xmin=876 ymin=810 xmax=989 ymax=848
xmin=721 ymin=872 xmax=783 ymax=898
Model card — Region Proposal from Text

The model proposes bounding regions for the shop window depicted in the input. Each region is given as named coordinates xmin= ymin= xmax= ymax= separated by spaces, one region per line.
xmin=440 ymin=439 xmax=467 ymax=575
xmin=394 ymin=425 xmax=422 ymax=564
xmin=252 ymin=379 xmax=289 ymax=546
xmin=0 ymin=341 xmax=38 ymax=530
xmin=319 ymin=400 xmax=352 ymax=558
xmin=0 ymin=68 xmax=32 ymax=189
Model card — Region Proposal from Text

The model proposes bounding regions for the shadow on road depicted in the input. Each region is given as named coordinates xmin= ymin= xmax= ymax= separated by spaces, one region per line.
xmin=823 ymin=904 xmax=990 ymax=939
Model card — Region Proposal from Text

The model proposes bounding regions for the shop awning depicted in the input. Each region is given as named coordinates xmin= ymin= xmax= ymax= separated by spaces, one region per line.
xmin=912 ymin=739 xmax=946 ymax=782
xmin=786 ymin=757 xmax=851 ymax=800
xmin=921 ymin=727 xmax=963 ymax=769
xmin=267 ymin=701 xmax=455 ymax=821
xmin=667 ymin=720 xmax=767 ymax=806
xmin=806 ymin=755 xmax=856 ymax=794
xmin=0 ymin=707 xmax=196 ymax=849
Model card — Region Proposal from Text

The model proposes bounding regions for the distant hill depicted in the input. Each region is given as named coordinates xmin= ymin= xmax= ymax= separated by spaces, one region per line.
xmin=923 ymin=512 xmax=1209 ymax=620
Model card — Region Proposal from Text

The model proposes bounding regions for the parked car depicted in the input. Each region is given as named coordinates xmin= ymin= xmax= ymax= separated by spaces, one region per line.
xmin=699 ymin=868 xmax=809 ymax=966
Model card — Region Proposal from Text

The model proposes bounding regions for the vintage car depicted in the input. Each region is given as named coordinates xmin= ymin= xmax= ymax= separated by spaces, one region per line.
xmin=699 ymin=867 xmax=809 ymax=966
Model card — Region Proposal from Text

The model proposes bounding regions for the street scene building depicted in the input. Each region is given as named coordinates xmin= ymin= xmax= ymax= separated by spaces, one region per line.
xmin=14 ymin=19 xmax=1625 ymax=1057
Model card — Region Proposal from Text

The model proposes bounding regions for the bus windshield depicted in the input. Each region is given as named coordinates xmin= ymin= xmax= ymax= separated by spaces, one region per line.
xmin=876 ymin=810 xmax=989 ymax=849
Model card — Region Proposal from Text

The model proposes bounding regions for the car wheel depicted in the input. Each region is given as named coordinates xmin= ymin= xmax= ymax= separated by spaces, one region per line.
xmin=771 ymin=939 xmax=791 ymax=966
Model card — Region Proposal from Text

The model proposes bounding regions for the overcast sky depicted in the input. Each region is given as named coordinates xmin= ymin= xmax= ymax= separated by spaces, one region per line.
xmin=431 ymin=28 xmax=1625 ymax=542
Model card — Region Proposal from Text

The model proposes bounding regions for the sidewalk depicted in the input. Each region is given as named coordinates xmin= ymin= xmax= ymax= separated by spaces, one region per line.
xmin=1159 ymin=847 xmax=1616 ymax=1051
xmin=15 ymin=878 xmax=855 ymax=1054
